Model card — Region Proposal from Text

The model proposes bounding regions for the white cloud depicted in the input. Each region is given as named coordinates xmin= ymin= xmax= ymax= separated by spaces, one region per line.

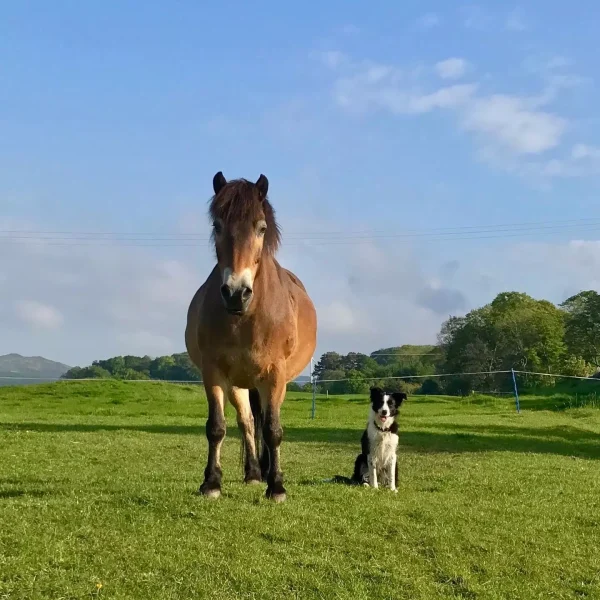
xmin=435 ymin=58 xmax=468 ymax=80
xmin=319 ymin=301 xmax=368 ymax=334
xmin=415 ymin=13 xmax=441 ymax=30
xmin=572 ymin=144 xmax=600 ymax=161
xmin=463 ymin=94 xmax=567 ymax=154
xmin=331 ymin=57 xmax=477 ymax=115
xmin=319 ymin=51 xmax=347 ymax=70
xmin=506 ymin=8 xmax=527 ymax=32
xmin=340 ymin=24 xmax=360 ymax=35
xmin=0 ymin=226 xmax=208 ymax=365
xmin=14 ymin=300 xmax=64 ymax=330
xmin=461 ymin=5 xmax=492 ymax=30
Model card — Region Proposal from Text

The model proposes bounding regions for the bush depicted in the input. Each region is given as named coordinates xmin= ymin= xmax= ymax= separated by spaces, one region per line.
xmin=420 ymin=378 xmax=442 ymax=395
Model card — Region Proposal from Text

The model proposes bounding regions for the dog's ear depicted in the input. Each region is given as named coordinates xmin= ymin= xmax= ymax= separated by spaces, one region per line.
xmin=391 ymin=392 xmax=407 ymax=407
xmin=370 ymin=387 xmax=383 ymax=400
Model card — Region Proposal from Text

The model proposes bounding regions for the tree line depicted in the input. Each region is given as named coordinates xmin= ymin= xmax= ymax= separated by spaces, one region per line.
xmin=63 ymin=290 xmax=600 ymax=395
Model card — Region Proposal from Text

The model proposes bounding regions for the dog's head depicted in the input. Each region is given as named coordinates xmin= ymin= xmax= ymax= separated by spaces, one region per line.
xmin=369 ymin=387 xmax=406 ymax=428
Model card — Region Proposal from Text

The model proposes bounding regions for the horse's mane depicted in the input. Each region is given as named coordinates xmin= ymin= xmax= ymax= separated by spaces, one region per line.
xmin=208 ymin=179 xmax=281 ymax=255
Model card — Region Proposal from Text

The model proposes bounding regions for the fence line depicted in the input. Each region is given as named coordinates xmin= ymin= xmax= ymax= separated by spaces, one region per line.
xmin=2 ymin=369 xmax=599 ymax=385
xmin=314 ymin=370 xmax=511 ymax=383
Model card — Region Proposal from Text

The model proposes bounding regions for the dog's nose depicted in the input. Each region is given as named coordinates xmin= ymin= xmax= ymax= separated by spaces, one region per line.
xmin=381 ymin=410 xmax=389 ymax=417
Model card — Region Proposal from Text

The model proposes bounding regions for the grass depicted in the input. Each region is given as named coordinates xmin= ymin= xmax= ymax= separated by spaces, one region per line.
xmin=0 ymin=381 xmax=599 ymax=599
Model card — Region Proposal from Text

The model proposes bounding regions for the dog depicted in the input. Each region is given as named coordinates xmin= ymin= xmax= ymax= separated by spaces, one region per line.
xmin=332 ymin=387 xmax=406 ymax=491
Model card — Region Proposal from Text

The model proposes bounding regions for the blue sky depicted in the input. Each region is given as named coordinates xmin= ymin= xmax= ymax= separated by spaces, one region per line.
xmin=1 ymin=1 xmax=600 ymax=368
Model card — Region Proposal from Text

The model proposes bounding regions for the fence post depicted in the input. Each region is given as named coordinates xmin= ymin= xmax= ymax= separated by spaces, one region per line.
xmin=511 ymin=368 xmax=521 ymax=413
xmin=311 ymin=357 xmax=316 ymax=419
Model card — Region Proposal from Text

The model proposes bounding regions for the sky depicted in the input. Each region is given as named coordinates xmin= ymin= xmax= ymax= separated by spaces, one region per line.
xmin=1 ymin=1 xmax=600 ymax=370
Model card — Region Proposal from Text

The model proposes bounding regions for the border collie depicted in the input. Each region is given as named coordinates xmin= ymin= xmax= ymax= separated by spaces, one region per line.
xmin=332 ymin=387 xmax=406 ymax=491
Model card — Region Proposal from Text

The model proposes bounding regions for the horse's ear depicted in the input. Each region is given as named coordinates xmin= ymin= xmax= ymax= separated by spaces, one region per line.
xmin=255 ymin=174 xmax=269 ymax=198
xmin=213 ymin=171 xmax=227 ymax=195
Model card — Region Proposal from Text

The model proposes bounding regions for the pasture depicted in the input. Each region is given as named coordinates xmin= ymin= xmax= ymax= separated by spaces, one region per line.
xmin=1 ymin=382 xmax=599 ymax=599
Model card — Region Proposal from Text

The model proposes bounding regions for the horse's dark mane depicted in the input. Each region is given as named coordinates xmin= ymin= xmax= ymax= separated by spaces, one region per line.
xmin=208 ymin=178 xmax=281 ymax=255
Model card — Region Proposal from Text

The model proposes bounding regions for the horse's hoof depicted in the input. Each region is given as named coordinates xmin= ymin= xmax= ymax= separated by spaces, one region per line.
xmin=268 ymin=491 xmax=287 ymax=503
xmin=198 ymin=483 xmax=221 ymax=499
xmin=266 ymin=484 xmax=287 ymax=503
xmin=245 ymin=478 xmax=262 ymax=486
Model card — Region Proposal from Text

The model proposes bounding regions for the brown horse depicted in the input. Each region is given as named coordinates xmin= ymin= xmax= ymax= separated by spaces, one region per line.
xmin=185 ymin=172 xmax=317 ymax=502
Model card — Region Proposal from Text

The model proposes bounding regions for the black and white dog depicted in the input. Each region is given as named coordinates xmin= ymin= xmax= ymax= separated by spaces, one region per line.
xmin=351 ymin=387 xmax=406 ymax=491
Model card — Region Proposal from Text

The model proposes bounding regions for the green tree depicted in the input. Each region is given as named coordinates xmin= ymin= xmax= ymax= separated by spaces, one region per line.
xmin=561 ymin=291 xmax=600 ymax=369
xmin=440 ymin=292 xmax=566 ymax=394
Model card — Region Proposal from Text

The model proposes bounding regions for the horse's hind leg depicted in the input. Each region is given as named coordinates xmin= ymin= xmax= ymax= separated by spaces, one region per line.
xmin=258 ymin=376 xmax=287 ymax=502
xmin=199 ymin=381 xmax=226 ymax=499
xmin=230 ymin=387 xmax=261 ymax=485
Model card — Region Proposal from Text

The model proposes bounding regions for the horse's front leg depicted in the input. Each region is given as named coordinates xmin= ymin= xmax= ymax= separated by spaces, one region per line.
xmin=230 ymin=387 xmax=261 ymax=485
xmin=199 ymin=376 xmax=227 ymax=499
xmin=258 ymin=375 xmax=287 ymax=502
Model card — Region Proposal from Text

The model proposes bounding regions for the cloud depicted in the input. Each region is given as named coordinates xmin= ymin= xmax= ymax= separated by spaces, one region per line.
xmin=415 ymin=13 xmax=441 ymax=30
xmin=318 ymin=51 xmax=347 ymax=70
xmin=572 ymin=144 xmax=600 ymax=161
xmin=505 ymin=8 xmax=527 ymax=32
xmin=14 ymin=300 xmax=64 ymax=330
xmin=115 ymin=330 xmax=175 ymax=357
xmin=435 ymin=58 xmax=468 ymax=80
xmin=417 ymin=284 xmax=467 ymax=315
xmin=340 ymin=24 xmax=360 ymax=35
xmin=322 ymin=54 xmax=570 ymax=159
xmin=330 ymin=57 xmax=477 ymax=115
xmin=463 ymin=94 xmax=567 ymax=154
xmin=319 ymin=301 xmax=369 ymax=334
xmin=461 ymin=5 xmax=492 ymax=30
xmin=0 ymin=225 xmax=208 ymax=365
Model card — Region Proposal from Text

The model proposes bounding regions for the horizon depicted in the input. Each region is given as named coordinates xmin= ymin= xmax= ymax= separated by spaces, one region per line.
xmin=2 ymin=2 xmax=599 ymax=371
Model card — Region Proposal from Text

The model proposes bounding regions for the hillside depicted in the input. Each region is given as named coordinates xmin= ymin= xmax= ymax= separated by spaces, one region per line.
xmin=0 ymin=353 xmax=71 ymax=387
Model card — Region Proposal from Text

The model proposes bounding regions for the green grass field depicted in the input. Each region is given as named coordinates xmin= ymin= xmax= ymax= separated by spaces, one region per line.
xmin=1 ymin=382 xmax=599 ymax=599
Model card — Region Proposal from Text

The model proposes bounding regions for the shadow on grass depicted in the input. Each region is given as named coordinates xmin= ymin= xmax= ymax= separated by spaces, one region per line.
xmin=0 ymin=489 xmax=48 ymax=499
xmin=2 ymin=421 xmax=599 ymax=459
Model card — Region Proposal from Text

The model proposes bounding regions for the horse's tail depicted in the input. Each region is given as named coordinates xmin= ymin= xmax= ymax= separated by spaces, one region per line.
xmin=249 ymin=387 xmax=263 ymax=464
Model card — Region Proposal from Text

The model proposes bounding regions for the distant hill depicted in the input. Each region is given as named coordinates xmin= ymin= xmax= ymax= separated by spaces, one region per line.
xmin=0 ymin=354 xmax=71 ymax=387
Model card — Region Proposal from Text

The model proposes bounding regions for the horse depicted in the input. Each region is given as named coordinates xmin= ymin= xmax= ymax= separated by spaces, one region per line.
xmin=185 ymin=171 xmax=317 ymax=502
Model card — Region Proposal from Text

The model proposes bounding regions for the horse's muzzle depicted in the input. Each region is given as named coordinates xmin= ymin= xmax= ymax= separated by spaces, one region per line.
xmin=221 ymin=284 xmax=253 ymax=315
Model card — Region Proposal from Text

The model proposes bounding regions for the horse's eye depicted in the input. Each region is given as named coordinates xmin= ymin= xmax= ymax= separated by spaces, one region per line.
xmin=257 ymin=224 xmax=267 ymax=237
xmin=213 ymin=221 xmax=222 ymax=235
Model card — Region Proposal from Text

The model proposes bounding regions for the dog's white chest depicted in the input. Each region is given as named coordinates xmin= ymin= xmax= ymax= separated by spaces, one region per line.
xmin=368 ymin=424 xmax=398 ymax=465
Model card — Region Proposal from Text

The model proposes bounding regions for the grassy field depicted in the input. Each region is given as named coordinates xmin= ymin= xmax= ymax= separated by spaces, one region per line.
xmin=1 ymin=382 xmax=599 ymax=599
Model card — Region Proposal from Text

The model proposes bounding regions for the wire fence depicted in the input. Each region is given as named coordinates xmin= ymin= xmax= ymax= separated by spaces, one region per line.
xmin=2 ymin=369 xmax=600 ymax=418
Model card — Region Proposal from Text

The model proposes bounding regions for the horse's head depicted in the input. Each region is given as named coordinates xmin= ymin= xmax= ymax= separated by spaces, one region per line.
xmin=209 ymin=171 xmax=281 ymax=315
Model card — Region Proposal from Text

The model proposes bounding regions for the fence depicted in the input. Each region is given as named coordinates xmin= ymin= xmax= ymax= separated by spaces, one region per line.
xmin=2 ymin=368 xmax=600 ymax=418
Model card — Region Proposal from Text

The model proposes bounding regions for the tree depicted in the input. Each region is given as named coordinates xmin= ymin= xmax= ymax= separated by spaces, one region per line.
xmin=312 ymin=352 xmax=342 ymax=381
xmin=561 ymin=291 xmax=600 ymax=369
xmin=62 ymin=365 xmax=112 ymax=379
xmin=439 ymin=292 xmax=566 ymax=393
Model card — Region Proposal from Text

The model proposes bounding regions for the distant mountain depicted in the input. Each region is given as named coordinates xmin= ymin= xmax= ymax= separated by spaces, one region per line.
xmin=0 ymin=353 xmax=71 ymax=387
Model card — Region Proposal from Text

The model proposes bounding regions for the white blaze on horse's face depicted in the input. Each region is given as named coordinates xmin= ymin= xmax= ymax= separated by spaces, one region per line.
xmin=214 ymin=218 xmax=267 ymax=315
